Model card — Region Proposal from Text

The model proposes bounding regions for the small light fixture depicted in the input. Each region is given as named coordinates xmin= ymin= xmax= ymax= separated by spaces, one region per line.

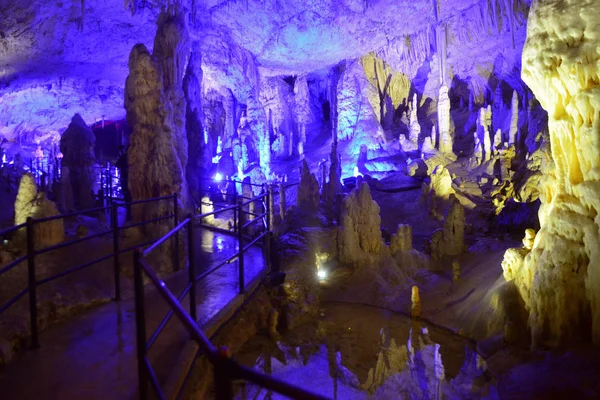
xmin=214 ymin=172 xmax=223 ymax=182
xmin=317 ymin=269 xmax=327 ymax=280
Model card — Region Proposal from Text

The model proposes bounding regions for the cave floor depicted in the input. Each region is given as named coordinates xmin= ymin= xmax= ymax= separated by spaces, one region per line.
xmin=0 ymin=227 xmax=265 ymax=400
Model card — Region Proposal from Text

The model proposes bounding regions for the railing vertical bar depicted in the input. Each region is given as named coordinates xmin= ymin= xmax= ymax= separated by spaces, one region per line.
xmin=26 ymin=217 xmax=39 ymax=349
xmin=112 ymin=201 xmax=121 ymax=301
xmin=188 ymin=218 xmax=196 ymax=322
xmin=173 ymin=193 xmax=180 ymax=271
xmin=134 ymin=249 xmax=149 ymax=400
xmin=237 ymin=202 xmax=244 ymax=295
xmin=214 ymin=348 xmax=234 ymax=400
xmin=233 ymin=189 xmax=237 ymax=233
xmin=266 ymin=186 xmax=272 ymax=271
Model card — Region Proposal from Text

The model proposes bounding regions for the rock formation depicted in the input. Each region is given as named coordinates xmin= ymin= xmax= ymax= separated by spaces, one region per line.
xmin=59 ymin=114 xmax=96 ymax=211
xmin=294 ymin=75 xmax=312 ymax=155
xmin=296 ymin=160 xmax=320 ymax=214
xmin=337 ymin=182 xmax=382 ymax=266
xmin=153 ymin=8 xmax=190 ymax=209
xmin=479 ymin=106 xmax=493 ymax=162
xmin=429 ymin=194 xmax=465 ymax=259
xmin=437 ymin=85 xmax=454 ymax=156
xmin=407 ymin=93 xmax=420 ymax=150
xmin=411 ymin=286 xmax=421 ymax=317
xmin=125 ymin=38 xmax=187 ymax=226
xmin=321 ymin=142 xmax=342 ymax=219
xmin=514 ymin=0 xmax=600 ymax=345
xmin=390 ymin=224 xmax=413 ymax=253
xmin=14 ymin=173 xmax=64 ymax=249
xmin=184 ymin=45 xmax=207 ymax=205
xmin=246 ymin=93 xmax=271 ymax=176
xmin=509 ymin=90 xmax=519 ymax=146
xmin=426 ymin=165 xmax=456 ymax=218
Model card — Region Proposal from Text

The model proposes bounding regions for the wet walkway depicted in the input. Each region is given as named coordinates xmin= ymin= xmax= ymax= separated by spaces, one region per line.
xmin=0 ymin=226 xmax=266 ymax=400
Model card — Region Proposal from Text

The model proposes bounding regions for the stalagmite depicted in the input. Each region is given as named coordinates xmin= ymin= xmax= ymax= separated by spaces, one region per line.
xmin=59 ymin=114 xmax=96 ymax=211
xmin=452 ymin=260 xmax=460 ymax=281
xmin=294 ymin=75 xmax=312 ymax=156
xmin=247 ymin=93 xmax=271 ymax=176
xmin=473 ymin=130 xmax=483 ymax=166
xmin=411 ymin=286 xmax=421 ymax=318
xmin=515 ymin=0 xmax=600 ymax=345
xmin=337 ymin=182 xmax=382 ymax=266
xmin=509 ymin=90 xmax=519 ymax=146
xmin=431 ymin=125 xmax=437 ymax=149
xmin=184 ymin=46 xmax=207 ymax=204
xmin=422 ymin=136 xmax=435 ymax=154
xmin=429 ymin=194 xmax=465 ymax=259
xmin=278 ymin=183 xmax=286 ymax=221
xmin=477 ymin=106 xmax=492 ymax=162
xmin=493 ymin=128 xmax=502 ymax=153
xmin=14 ymin=173 xmax=64 ymax=248
xmin=296 ymin=160 xmax=320 ymax=213
xmin=522 ymin=228 xmax=535 ymax=250
xmin=125 ymin=41 xmax=188 ymax=226
xmin=408 ymin=93 xmax=420 ymax=149
xmin=437 ymin=85 xmax=454 ymax=156
xmin=390 ymin=224 xmax=413 ymax=253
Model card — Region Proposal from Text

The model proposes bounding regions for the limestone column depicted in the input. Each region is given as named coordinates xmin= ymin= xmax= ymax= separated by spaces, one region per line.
xmin=437 ymin=85 xmax=453 ymax=156
xmin=509 ymin=90 xmax=519 ymax=146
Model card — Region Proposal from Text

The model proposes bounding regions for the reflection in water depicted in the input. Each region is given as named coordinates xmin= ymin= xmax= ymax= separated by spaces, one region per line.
xmin=235 ymin=303 xmax=498 ymax=400
xmin=216 ymin=235 xmax=225 ymax=252
xmin=201 ymin=229 xmax=214 ymax=253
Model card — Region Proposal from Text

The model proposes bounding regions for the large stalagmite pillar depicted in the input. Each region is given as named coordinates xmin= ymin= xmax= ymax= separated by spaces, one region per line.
xmin=509 ymin=90 xmax=519 ymax=146
xmin=294 ymin=75 xmax=312 ymax=156
xmin=184 ymin=45 xmax=207 ymax=204
xmin=59 ymin=114 xmax=96 ymax=211
xmin=515 ymin=0 xmax=600 ymax=345
xmin=125 ymin=9 xmax=190 ymax=226
xmin=437 ymin=85 xmax=453 ymax=156
xmin=408 ymin=93 xmax=420 ymax=147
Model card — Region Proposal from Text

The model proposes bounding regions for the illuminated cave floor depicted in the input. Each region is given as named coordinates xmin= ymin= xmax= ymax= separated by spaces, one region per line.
xmin=0 ymin=227 xmax=265 ymax=400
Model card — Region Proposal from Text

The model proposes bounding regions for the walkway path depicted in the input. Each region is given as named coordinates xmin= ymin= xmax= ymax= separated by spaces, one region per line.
xmin=0 ymin=226 xmax=266 ymax=400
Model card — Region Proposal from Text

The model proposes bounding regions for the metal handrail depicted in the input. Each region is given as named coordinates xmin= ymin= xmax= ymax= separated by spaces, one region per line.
xmin=0 ymin=222 xmax=26 ymax=238
xmin=133 ymin=192 xmax=327 ymax=399
xmin=0 ymin=193 xmax=180 ymax=348
xmin=33 ymin=205 xmax=111 ymax=224
xmin=142 ymin=218 xmax=190 ymax=257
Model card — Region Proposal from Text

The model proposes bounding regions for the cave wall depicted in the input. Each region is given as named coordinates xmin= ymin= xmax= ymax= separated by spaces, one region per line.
xmin=514 ymin=0 xmax=600 ymax=346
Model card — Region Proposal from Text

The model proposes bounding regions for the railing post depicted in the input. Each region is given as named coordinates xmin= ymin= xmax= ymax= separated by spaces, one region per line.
xmin=173 ymin=193 xmax=180 ymax=271
xmin=232 ymin=189 xmax=238 ymax=233
xmin=100 ymin=172 xmax=105 ymax=207
xmin=26 ymin=217 xmax=39 ymax=349
xmin=112 ymin=201 xmax=121 ymax=301
xmin=214 ymin=347 xmax=233 ymax=400
xmin=187 ymin=217 xmax=197 ymax=322
xmin=133 ymin=249 xmax=148 ymax=400
xmin=237 ymin=201 xmax=244 ymax=295
xmin=109 ymin=166 xmax=114 ymax=199
xmin=266 ymin=186 xmax=272 ymax=271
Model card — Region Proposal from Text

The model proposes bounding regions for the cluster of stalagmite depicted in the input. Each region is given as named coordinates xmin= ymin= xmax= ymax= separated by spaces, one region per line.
xmin=14 ymin=173 xmax=64 ymax=249
xmin=59 ymin=114 xmax=96 ymax=211
xmin=337 ymin=182 xmax=382 ymax=266
xmin=509 ymin=0 xmax=600 ymax=346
